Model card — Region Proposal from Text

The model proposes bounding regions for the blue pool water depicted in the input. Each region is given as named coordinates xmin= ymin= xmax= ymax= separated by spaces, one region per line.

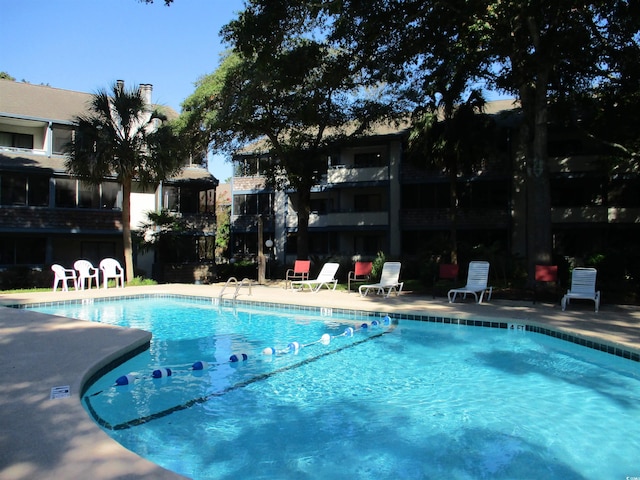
xmin=32 ymin=297 xmax=640 ymax=479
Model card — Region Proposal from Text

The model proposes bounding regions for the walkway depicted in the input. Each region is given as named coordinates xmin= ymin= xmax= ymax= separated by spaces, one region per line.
xmin=1 ymin=283 xmax=638 ymax=479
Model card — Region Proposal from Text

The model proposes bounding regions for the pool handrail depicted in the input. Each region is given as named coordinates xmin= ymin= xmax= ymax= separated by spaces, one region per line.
xmin=219 ymin=277 xmax=253 ymax=301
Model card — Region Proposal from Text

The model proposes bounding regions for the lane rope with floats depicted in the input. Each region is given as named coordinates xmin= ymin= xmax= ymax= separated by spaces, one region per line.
xmin=84 ymin=315 xmax=396 ymax=431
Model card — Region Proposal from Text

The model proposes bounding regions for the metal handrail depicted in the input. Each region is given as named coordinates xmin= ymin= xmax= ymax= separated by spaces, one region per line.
xmin=218 ymin=277 xmax=253 ymax=301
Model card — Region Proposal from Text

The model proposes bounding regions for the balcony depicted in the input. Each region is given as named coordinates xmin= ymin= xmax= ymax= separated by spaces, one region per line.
xmin=231 ymin=214 xmax=275 ymax=232
xmin=552 ymin=207 xmax=640 ymax=224
xmin=400 ymin=208 xmax=510 ymax=229
xmin=327 ymin=166 xmax=389 ymax=184
xmin=286 ymin=211 xmax=388 ymax=229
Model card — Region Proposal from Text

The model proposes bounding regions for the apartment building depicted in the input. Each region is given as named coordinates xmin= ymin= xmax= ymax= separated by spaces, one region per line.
xmin=0 ymin=79 xmax=218 ymax=286
xmin=230 ymin=99 xmax=640 ymax=285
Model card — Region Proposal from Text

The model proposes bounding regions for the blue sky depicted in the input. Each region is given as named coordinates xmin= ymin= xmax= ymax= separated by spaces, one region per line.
xmin=1 ymin=0 xmax=245 ymax=181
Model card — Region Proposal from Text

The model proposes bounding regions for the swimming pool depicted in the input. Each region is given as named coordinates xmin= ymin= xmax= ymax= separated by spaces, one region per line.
xmin=31 ymin=296 xmax=640 ymax=479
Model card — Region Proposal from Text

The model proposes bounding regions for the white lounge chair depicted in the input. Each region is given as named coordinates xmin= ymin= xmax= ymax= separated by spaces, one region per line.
xmin=561 ymin=267 xmax=600 ymax=312
xmin=291 ymin=262 xmax=339 ymax=292
xmin=74 ymin=259 xmax=100 ymax=290
xmin=359 ymin=262 xmax=404 ymax=298
xmin=51 ymin=264 xmax=78 ymax=292
xmin=99 ymin=258 xmax=125 ymax=288
xmin=448 ymin=261 xmax=492 ymax=303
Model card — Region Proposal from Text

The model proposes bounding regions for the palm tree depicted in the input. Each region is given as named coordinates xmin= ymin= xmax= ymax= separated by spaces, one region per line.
xmin=65 ymin=81 xmax=183 ymax=283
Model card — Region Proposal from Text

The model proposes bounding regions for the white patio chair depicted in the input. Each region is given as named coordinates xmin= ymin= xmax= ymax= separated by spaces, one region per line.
xmin=74 ymin=259 xmax=100 ymax=290
xmin=51 ymin=264 xmax=78 ymax=292
xmin=448 ymin=261 xmax=492 ymax=303
xmin=99 ymin=258 xmax=125 ymax=288
xmin=291 ymin=262 xmax=340 ymax=292
xmin=561 ymin=267 xmax=600 ymax=312
xmin=359 ymin=262 xmax=404 ymax=298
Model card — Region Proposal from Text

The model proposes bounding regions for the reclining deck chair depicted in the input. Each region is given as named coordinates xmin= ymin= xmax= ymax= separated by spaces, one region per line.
xmin=348 ymin=261 xmax=373 ymax=292
xmin=291 ymin=262 xmax=340 ymax=292
xmin=285 ymin=260 xmax=311 ymax=289
xmin=447 ymin=261 xmax=492 ymax=303
xmin=359 ymin=262 xmax=403 ymax=298
xmin=561 ymin=267 xmax=600 ymax=312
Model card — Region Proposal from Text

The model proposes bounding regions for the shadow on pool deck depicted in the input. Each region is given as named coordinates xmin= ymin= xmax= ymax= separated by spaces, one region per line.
xmin=1 ymin=283 xmax=639 ymax=480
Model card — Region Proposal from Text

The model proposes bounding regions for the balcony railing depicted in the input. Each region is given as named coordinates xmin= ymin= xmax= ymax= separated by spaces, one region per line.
xmin=551 ymin=207 xmax=640 ymax=224
xmin=231 ymin=214 xmax=275 ymax=232
xmin=286 ymin=211 xmax=388 ymax=229
xmin=400 ymin=208 xmax=510 ymax=229
xmin=327 ymin=166 xmax=389 ymax=184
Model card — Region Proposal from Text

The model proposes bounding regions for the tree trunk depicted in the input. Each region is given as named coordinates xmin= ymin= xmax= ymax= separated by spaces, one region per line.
xmin=122 ymin=176 xmax=134 ymax=283
xmin=449 ymin=159 xmax=458 ymax=264
xmin=521 ymin=74 xmax=553 ymax=286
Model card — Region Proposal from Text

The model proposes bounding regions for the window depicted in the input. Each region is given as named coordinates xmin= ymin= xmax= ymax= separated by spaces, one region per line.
xmin=459 ymin=181 xmax=509 ymax=208
xmin=0 ymin=237 xmax=46 ymax=265
xmin=1 ymin=174 xmax=50 ymax=207
xmin=101 ymin=182 xmax=120 ymax=209
xmin=310 ymin=198 xmax=332 ymax=214
xmin=180 ymin=187 xmax=199 ymax=213
xmin=52 ymin=126 xmax=73 ymax=155
xmin=401 ymin=184 xmax=449 ymax=209
xmin=354 ymin=234 xmax=381 ymax=255
xmin=163 ymin=186 xmax=179 ymax=211
xmin=0 ymin=131 xmax=34 ymax=149
xmin=551 ymin=176 xmax=604 ymax=207
xmin=80 ymin=241 xmax=116 ymax=262
xmin=354 ymin=194 xmax=382 ymax=212
xmin=354 ymin=151 xmax=384 ymax=168
xmin=29 ymin=176 xmax=49 ymax=206
xmin=78 ymin=181 xmax=100 ymax=208
xmin=199 ymin=189 xmax=215 ymax=213
xmin=233 ymin=193 xmax=273 ymax=216
xmin=233 ymin=156 xmax=273 ymax=177
xmin=55 ymin=178 xmax=76 ymax=207
xmin=308 ymin=232 xmax=338 ymax=254
xmin=1 ymin=174 xmax=27 ymax=205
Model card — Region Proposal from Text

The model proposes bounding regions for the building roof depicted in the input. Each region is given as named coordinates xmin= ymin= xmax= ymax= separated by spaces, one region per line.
xmin=0 ymin=151 xmax=217 ymax=186
xmin=0 ymin=79 xmax=178 ymax=123
xmin=234 ymin=99 xmax=519 ymax=157
xmin=0 ymin=79 xmax=93 ymax=123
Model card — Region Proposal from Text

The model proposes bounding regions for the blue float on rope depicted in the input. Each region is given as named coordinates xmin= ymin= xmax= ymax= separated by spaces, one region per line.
xmin=383 ymin=315 xmax=391 ymax=325
xmin=192 ymin=360 xmax=208 ymax=370
xmin=152 ymin=368 xmax=172 ymax=378
xmin=115 ymin=374 xmax=135 ymax=386
xmin=360 ymin=322 xmax=369 ymax=329
xmin=344 ymin=327 xmax=355 ymax=337
xmin=371 ymin=320 xmax=379 ymax=327
xmin=229 ymin=353 xmax=248 ymax=362
xmin=288 ymin=341 xmax=301 ymax=353
xmin=262 ymin=347 xmax=277 ymax=355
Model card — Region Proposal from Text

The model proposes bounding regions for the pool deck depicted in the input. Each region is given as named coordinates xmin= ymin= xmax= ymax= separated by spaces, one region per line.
xmin=1 ymin=282 xmax=639 ymax=480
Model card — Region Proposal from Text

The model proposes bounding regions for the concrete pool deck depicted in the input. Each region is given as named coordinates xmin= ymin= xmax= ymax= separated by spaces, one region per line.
xmin=1 ymin=282 xmax=639 ymax=480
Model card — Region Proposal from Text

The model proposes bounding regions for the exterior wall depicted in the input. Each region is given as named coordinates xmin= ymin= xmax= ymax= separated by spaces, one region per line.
xmin=130 ymin=191 xmax=156 ymax=230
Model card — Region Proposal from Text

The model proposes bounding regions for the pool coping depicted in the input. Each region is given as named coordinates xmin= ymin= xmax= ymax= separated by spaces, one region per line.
xmin=1 ymin=283 xmax=639 ymax=479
